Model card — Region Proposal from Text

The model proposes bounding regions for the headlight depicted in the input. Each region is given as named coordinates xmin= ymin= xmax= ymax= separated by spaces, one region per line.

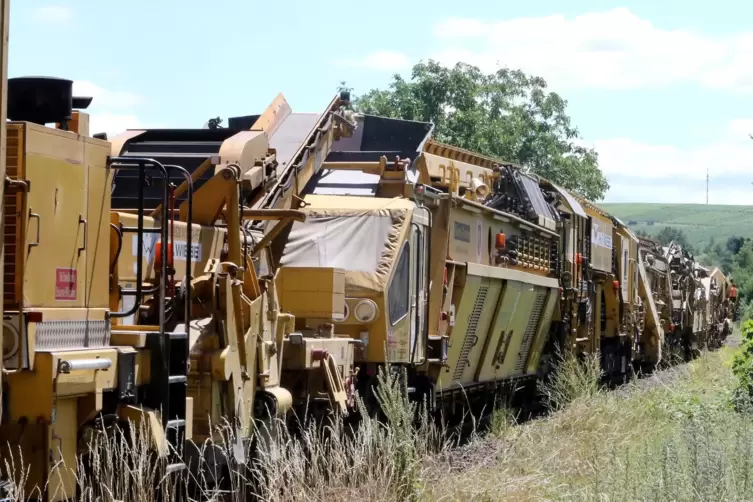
xmin=353 ymin=299 xmax=378 ymax=324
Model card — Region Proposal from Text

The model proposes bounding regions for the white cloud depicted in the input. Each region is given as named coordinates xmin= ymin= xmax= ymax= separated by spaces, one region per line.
xmin=70 ymin=81 xmax=152 ymax=137
xmin=348 ymin=9 xmax=753 ymax=203
xmin=427 ymin=8 xmax=753 ymax=92
xmin=603 ymin=179 xmax=751 ymax=205
xmin=73 ymin=81 xmax=140 ymax=109
xmin=726 ymin=119 xmax=753 ymax=139
xmin=32 ymin=6 xmax=72 ymax=24
xmin=337 ymin=51 xmax=412 ymax=71
xmin=595 ymin=120 xmax=753 ymax=204
xmin=87 ymin=113 xmax=156 ymax=139
xmin=593 ymin=137 xmax=750 ymax=181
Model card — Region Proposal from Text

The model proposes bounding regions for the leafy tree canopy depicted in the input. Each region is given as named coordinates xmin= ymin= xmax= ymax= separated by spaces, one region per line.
xmin=353 ymin=60 xmax=610 ymax=201
xmin=654 ymin=226 xmax=694 ymax=253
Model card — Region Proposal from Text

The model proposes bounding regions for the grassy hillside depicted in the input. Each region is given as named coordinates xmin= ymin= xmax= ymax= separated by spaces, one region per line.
xmin=601 ymin=203 xmax=753 ymax=249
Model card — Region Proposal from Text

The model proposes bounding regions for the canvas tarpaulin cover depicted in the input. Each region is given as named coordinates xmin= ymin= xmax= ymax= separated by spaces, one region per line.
xmin=280 ymin=208 xmax=409 ymax=293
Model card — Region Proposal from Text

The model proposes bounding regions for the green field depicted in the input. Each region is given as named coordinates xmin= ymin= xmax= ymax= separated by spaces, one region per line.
xmin=601 ymin=203 xmax=753 ymax=250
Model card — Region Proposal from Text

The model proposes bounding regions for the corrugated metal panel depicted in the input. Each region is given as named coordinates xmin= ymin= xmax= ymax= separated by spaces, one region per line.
xmin=550 ymin=182 xmax=587 ymax=218
xmin=514 ymin=290 xmax=547 ymax=374
xmin=520 ymin=174 xmax=559 ymax=221
xmin=453 ymin=285 xmax=489 ymax=381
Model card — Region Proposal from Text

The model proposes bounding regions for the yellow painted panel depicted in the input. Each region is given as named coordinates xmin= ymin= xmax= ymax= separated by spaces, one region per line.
xmin=497 ymin=284 xmax=537 ymax=377
xmin=454 ymin=277 xmax=502 ymax=386
xmin=84 ymin=140 xmax=112 ymax=309
xmin=436 ymin=275 xmax=485 ymax=391
xmin=114 ymin=213 xmax=225 ymax=283
xmin=24 ymin=154 xmax=86 ymax=308
xmin=24 ymin=123 xmax=83 ymax=163
xmin=475 ymin=280 xmax=524 ymax=382
xmin=278 ymin=267 xmax=346 ymax=319
xmin=525 ymin=289 xmax=558 ymax=374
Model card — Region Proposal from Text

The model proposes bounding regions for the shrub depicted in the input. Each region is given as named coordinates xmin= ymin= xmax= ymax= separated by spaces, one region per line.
xmin=538 ymin=348 xmax=604 ymax=411
xmin=732 ymin=320 xmax=753 ymax=410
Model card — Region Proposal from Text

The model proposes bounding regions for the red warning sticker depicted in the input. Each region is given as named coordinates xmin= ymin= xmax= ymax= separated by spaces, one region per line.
xmin=55 ymin=268 xmax=77 ymax=301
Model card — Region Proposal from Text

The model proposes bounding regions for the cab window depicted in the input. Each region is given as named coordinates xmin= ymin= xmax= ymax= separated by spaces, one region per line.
xmin=388 ymin=243 xmax=410 ymax=325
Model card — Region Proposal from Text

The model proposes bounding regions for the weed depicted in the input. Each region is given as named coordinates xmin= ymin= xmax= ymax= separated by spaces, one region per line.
xmin=538 ymin=347 xmax=604 ymax=411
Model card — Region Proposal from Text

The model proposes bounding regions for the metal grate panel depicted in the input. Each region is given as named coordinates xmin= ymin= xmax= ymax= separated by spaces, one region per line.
xmin=453 ymin=285 xmax=488 ymax=381
xmin=35 ymin=320 xmax=110 ymax=351
xmin=515 ymin=290 xmax=547 ymax=373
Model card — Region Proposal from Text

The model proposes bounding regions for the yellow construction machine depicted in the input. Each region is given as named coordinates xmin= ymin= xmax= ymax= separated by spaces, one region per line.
xmin=561 ymin=197 xmax=653 ymax=380
xmin=0 ymin=21 xmax=731 ymax=497
xmin=250 ymin=106 xmax=685 ymax=416
xmin=0 ymin=81 xmax=358 ymax=499
xmin=0 ymin=74 xmax=160 ymax=499
xmin=107 ymin=92 xmax=360 ymax=466
xmin=250 ymin=109 xmax=567 ymax=415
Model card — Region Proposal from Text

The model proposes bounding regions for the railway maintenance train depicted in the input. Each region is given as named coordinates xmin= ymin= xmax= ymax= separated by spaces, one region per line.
xmin=0 ymin=78 xmax=732 ymax=500
xmin=0 ymin=17 xmax=732 ymax=502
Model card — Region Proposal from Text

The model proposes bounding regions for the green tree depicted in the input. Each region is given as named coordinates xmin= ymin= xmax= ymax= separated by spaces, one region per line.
xmin=730 ymin=240 xmax=753 ymax=322
xmin=353 ymin=60 xmax=610 ymax=201
xmin=654 ymin=226 xmax=694 ymax=254
xmin=727 ymin=236 xmax=747 ymax=255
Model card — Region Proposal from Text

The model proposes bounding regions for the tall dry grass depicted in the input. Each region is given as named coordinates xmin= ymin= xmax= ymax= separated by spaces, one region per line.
xmin=0 ymin=346 xmax=747 ymax=501
xmin=538 ymin=348 xmax=604 ymax=412
xmin=425 ymin=347 xmax=752 ymax=501
xmin=0 ymin=364 xmax=453 ymax=502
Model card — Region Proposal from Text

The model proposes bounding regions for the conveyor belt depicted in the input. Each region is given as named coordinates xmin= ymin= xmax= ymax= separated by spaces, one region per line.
xmin=270 ymin=113 xmax=320 ymax=168
xmin=251 ymin=95 xmax=343 ymax=215
xmin=110 ymin=97 xmax=434 ymax=214
xmin=111 ymin=97 xmax=325 ymax=212
xmin=300 ymin=114 xmax=434 ymax=199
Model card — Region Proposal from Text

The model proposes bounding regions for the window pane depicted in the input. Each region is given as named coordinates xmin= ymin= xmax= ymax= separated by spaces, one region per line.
xmin=389 ymin=243 xmax=410 ymax=325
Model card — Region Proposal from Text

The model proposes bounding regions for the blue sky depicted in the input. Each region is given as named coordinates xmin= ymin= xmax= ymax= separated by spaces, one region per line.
xmin=11 ymin=0 xmax=753 ymax=204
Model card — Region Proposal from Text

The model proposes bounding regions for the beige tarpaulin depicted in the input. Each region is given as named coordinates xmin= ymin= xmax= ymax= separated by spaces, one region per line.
xmin=280 ymin=207 xmax=409 ymax=293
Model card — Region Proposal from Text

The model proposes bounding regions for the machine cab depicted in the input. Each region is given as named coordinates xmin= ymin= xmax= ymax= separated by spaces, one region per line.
xmin=276 ymin=193 xmax=431 ymax=366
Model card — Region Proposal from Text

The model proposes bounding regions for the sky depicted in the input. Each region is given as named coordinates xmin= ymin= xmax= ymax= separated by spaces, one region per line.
xmin=10 ymin=0 xmax=753 ymax=205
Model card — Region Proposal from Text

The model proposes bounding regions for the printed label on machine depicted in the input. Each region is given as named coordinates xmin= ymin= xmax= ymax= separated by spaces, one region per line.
xmin=132 ymin=233 xmax=158 ymax=262
xmin=591 ymin=222 xmax=613 ymax=249
xmin=55 ymin=267 xmax=77 ymax=301
xmin=173 ymin=240 xmax=202 ymax=262
xmin=454 ymin=221 xmax=471 ymax=243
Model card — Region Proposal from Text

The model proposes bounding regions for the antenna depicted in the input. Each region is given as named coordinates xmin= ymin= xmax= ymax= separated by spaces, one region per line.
xmin=706 ymin=166 xmax=709 ymax=205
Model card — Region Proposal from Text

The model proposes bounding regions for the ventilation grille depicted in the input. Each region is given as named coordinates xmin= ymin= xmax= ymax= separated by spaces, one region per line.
xmin=515 ymin=290 xmax=547 ymax=373
xmin=453 ymin=285 xmax=488 ymax=381
xmin=4 ymin=126 xmax=22 ymax=309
